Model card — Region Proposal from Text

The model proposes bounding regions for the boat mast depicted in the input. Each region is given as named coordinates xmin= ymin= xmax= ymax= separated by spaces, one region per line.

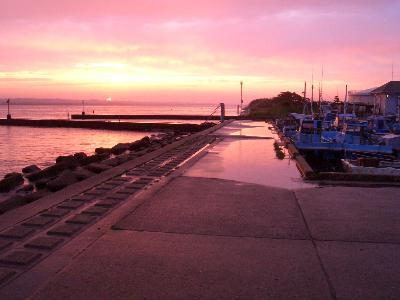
xmin=320 ymin=65 xmax=324 ymax=114
xmin=311 ymin=71 xmax=314 ymax=116
xmin=318 ymin=83 xmax=321 ymax=114
xmin=344 ymin=84 xmax=348 ymax=115
xmin=302 ymin=81 xmax=307 ymax=114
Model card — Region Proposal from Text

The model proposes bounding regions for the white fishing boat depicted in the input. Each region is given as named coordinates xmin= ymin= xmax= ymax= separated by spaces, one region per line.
xmin=341 ymin=158 xmax=400 ymax=176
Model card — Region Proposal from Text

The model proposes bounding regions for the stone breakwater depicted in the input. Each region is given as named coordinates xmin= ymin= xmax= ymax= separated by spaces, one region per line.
xmin=0 ymin=124 xmax=212 ymax=214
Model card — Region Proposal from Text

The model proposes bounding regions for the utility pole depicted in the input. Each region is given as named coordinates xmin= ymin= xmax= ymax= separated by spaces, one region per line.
xmin=6 ymin=99 xmax=11 ymax=120
xmin=82 ymin=100 xmax=85 ymax=115
xmin=302 ymin=81 xmax=307 ymax=114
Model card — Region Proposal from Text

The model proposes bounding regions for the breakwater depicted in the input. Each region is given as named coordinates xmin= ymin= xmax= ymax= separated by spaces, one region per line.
xmin=71 ymin=114 xmax=239 ymax=120
xmin=0 ymin=118 xmax=215 ymax=132
xmin=0 ymin=121 xmax=225 ymax=215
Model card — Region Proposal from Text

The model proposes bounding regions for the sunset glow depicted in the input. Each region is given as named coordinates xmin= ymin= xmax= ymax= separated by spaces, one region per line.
xmin=1 ymin=0 xmax=399 ymax=103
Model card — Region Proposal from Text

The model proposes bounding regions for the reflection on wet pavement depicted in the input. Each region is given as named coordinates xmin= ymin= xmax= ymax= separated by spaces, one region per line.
xmin=185 ymin=121 xmax=316 ymax=190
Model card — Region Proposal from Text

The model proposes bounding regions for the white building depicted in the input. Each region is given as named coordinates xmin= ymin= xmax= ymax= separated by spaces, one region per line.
xmin=348 ymin=81 xmax=400 ymax=116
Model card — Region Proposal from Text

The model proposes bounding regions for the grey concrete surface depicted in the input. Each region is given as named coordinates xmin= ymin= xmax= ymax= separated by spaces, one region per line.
xmin=317 ymin=241 xmax=400 ymax=300
xmin=296 ymin=187 xmax=400 ymax=243
xmin=2 ymin=121 xmax=400 ymax=300
xmin=115 ymin=176 xmax=309 ymax=239
xmin=31 ymin=231 xmax=332 ymax=300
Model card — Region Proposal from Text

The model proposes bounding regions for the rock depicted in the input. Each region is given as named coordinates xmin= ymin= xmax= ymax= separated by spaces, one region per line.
xmin=0 ymin=173 xmax=24 ymax=193
xmin=4 ymin=172 xmax=20 ymax=179
xmin=35 ymin=178 xmax=50 ymax=190
xmin=22 ymin=164 xmax=41 ymax=174
xmin=46 ymin=170 xmax=78 ymax=192
xmin=74 ymin=152 xmax=87 ymax=161
xmin=17 ymin=184 xmax=34 ymax=193
xmin=55 ymin=155 xmax=80 ymax=168
xmin=56 ymin=155 xmax=72 ymax=164
xmin=95 ymin=147 xmax=112 ymax=155
xmin=72 ymin=168 xmax=95 ymax=181
xmin=0 ymin=194 xmax=26 ymax=214
xmin=111 ymin=143 xmax=131 ymax=155
xmin=86 ymin=163 xmax=112 ymax=173
xmin=128 ymin=136 xmax=151 ymax=151
xmin=80 ymin=153 xmax=110 ymax=166
xmin=26 ymin=160 xmax=77 ymax=181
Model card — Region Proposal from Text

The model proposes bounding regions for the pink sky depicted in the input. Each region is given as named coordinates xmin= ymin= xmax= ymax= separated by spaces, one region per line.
xmin=0 ymin=0 xmax=399 ymax=104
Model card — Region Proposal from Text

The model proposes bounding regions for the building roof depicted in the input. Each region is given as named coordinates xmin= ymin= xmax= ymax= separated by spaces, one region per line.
xmin=371 ymin=81 xmax=400 ymax=94
xmin=348 ymin=87 xmax=376 ymax=96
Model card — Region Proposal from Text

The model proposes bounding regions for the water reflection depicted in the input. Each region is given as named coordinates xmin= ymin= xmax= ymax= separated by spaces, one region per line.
xmin=0 ymin=126 xmax=151 ymax=177
xmin=186 ymin=122 xmax=315 ymax=190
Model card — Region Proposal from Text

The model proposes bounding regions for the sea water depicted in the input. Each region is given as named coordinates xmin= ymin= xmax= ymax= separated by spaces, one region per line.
xmin=0 ymin=102 xmax=237 ymax=177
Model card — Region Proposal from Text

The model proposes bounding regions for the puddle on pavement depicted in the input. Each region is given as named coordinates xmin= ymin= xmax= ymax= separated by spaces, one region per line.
xmin=186 ymin=122 xmax=316 ymax=190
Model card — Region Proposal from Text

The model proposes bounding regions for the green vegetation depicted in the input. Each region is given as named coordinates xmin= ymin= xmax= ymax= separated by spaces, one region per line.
xmin=246 ymin=91 xmax=305 ymax=118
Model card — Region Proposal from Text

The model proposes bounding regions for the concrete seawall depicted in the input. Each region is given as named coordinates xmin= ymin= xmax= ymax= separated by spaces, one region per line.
xmin=0 ymin=118 xmax=214 ymax=132
xmin=71 ymin=114 xmax=239 ymax=120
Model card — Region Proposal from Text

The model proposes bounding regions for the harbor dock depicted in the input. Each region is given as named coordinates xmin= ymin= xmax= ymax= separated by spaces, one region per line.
xmin=0 ymin=118 xmax=214 ymax=132
xmin=71 ymin=114 xmax=239 ymax=120
xmin=0 ymin=121 xmax=399 ymax=299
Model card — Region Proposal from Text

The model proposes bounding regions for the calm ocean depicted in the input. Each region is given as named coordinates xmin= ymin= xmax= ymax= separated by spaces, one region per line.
xmin=0 ymin=102 xmax=237 ymax=178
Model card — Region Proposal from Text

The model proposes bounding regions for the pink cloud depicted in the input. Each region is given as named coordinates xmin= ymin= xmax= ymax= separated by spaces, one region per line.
xmin=0 ymin=0 xmax=399 ymax=101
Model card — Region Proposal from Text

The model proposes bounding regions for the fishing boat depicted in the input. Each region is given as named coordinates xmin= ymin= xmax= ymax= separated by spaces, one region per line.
xmin=294 ymin=119 xmax=393 ymax=154
xmin=341 ymin=157 xmax=400 ymax=176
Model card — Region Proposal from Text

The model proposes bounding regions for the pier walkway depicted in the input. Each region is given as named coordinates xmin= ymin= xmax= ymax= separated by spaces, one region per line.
xmin=0 ymin=121 xmax=399 ymax=299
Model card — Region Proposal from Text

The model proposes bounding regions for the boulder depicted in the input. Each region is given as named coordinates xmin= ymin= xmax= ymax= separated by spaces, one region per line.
xmin=46 ymin=170 xmax=78 ymax=192
xmin=80 ymin=153 xmax=110 ymax=166
xmin=72 ymin=168 xmax=95 ymax=181
xmin=86 ymin=163 xmax=112 ymax=173
xmin=0 ymin=173 xmax=24 ymax=193
xmin=55 ymin=155 xmax=80 ymax=168
xmin=128 ymin=136 xmax=151 ymax=151
xmin=74 ymin=152 xmax=88 ymax=161
xmin=35 ymin=178 xmax=50 ymax=190
xmin=95 ymin=147 xmax=112 ymax=155
xmin=26 ymin=159 xmax=79 ymax=182
xmin=111 ymin=143 xmax=131 ymax=155
xmin=22 ymin=164 xmax=41 ymax=174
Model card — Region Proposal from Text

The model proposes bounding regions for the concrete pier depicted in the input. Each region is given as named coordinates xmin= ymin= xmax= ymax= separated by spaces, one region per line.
xmin=0 ymin=118 xmax=213 ymax=132
xmin=0 ymin=121 xmax=399 ymax=299
xmin=71 ymin=114 xmax=239 ymax=120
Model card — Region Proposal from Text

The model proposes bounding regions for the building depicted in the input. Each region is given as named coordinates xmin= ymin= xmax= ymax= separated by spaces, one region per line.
xmin=348 ymin=81 xmax=400 ymax=116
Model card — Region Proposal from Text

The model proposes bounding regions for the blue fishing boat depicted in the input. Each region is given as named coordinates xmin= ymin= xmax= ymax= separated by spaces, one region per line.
xmin=294 ymin=119 xmax=393 ymax=154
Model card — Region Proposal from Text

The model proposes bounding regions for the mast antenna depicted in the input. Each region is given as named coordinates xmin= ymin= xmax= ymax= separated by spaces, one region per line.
xmin=302 ymin=81 xmax=307 ymax=114
xmin=311 ymin=69 xmax=314 ymax=116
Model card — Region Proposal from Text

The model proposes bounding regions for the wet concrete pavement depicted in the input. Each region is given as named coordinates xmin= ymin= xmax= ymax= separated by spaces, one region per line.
xmin=1 ymin=120 xmax=400 ymax=299
xmin=186 ymin=120 xmax=315 ymax=189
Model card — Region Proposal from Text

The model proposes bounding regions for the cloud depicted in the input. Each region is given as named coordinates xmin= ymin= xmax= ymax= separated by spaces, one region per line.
xmin=0 ymin=0 xmax=399 ymax=101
